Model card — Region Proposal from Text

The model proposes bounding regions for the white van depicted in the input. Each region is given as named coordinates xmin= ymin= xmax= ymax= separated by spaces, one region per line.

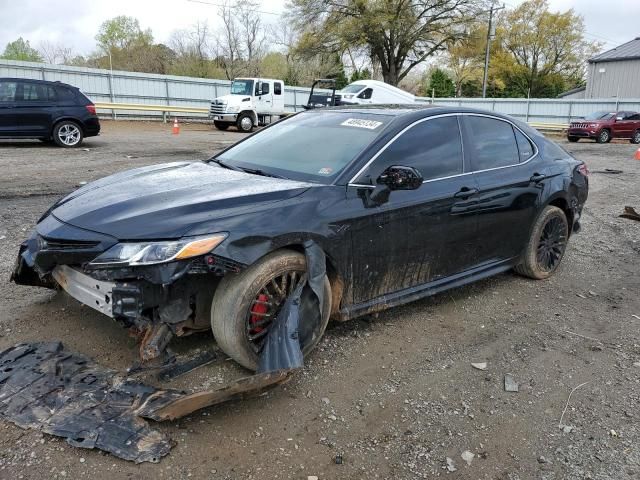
xmin=339 ymin=79 xmax=415 ymax=105
xmin=210 ymin=78 xmax=286 ymax=132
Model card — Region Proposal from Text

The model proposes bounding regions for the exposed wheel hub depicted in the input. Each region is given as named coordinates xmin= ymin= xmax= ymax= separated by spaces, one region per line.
xmin=246 ymin=270 xmax=303 ymax=353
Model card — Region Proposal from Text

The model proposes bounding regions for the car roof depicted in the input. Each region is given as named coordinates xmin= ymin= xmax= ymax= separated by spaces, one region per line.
xmin=0 ymin=77 xmax=76 ymax=89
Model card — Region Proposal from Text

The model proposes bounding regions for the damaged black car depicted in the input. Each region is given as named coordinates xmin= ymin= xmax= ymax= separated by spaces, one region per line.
xmin=11 ymin=106 xmax=589 ymax=370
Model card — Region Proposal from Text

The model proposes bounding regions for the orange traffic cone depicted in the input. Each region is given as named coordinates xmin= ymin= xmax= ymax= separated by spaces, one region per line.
xmin=635 ymin=147 xmax=640 ymax=161
xmin=172 ymin=117 xmax=180 ymax=135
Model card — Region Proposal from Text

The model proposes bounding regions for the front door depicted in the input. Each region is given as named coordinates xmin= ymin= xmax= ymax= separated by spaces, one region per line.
xmin=611 ymin=112 xmax=635 ymax=139
xmin=461 ymin=114 xmax=543 ymax=264
xmin=255 ymin=80 xmax=273 ymax=114
xmin=0 ymin=80 xmax=19 ymax=135
xmin=347 ymin=115 xmax=480 ymax=304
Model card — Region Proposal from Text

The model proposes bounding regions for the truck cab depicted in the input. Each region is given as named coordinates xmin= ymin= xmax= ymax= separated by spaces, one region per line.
xmin=210 ymin=78 xmax=286 ymax=132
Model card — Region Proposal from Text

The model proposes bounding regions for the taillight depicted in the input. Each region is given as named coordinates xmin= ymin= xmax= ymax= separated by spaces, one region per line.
xmin=578 ymin=163 xmax=590 ymax=176
xmin=86 ymin=104 xmax=96 ymax=115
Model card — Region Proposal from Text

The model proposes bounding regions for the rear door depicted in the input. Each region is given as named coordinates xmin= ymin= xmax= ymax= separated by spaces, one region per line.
xmin=0 ymin=80 xmax=19 ymax=135
xmin=272 ymin=81 xmax=284 ymax=113
xmin=347 ymin=115 xmax=480 ymax=303
xmin=461 ymin=114 xmax=542 ymax=264
xmin=612 ymin=111 xmax=637 ymax=139
xmin=14 ymin=81 xmax=57 ymax=135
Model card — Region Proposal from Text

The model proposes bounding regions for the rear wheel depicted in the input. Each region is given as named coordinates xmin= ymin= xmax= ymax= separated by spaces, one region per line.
xmin=214 ymin=121 xmax=229 ymax=131
xmin=236 ymin=112 xmax=254 ymax=133
xmin=596 ymin=129 xmax=611 ymax=144
xmin=211 ymin=250 xmax=331 ymax=370
xmin=515 ymin=206 xmax=568 ymax=280
xmin=631 ymin=130 xmax=640 ymax=144
xmin=567 ymin=136 xmax=579 ymax=142
xmin=53 ymin=121 xmax=83 ymax=147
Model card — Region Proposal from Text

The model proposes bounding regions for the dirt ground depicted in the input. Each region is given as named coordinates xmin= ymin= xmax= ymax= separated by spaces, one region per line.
xmin=0 ymin=120 xmax=639 ymax=480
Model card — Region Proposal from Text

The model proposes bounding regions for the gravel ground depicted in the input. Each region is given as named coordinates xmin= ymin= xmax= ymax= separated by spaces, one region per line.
xmin=0 ymin=121 xmax=639 ymax=480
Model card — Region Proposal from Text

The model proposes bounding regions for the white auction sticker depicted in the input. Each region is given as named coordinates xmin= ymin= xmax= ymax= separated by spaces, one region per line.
xmin=340 ymin=118 xmax=383 ymax=130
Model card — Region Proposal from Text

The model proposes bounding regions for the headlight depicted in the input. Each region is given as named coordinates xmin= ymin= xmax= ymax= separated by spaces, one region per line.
xmin=89 ymin=233 xmax=227 ymax=267
xmin=589 ymin=123 xmax=598 ymax=128
xmin=226 ymin=105 xmax=240 ymax=113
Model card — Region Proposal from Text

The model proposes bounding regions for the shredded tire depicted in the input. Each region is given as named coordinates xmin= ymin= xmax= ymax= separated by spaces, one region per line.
xmin=211 ymin=250 xmax=331 ymax=370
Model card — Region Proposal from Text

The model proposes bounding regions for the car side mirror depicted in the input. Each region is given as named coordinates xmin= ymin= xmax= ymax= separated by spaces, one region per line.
xmin=377 ymin=165 xmax=423 ymax=191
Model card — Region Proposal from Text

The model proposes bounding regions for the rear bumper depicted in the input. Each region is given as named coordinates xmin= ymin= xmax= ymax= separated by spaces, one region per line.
xmin=83 ymin=117 xmax=101 ymax=137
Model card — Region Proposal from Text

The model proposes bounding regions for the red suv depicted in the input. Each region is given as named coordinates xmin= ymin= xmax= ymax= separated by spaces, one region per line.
xmin=568 ymin=111 xmax=640 ymax=144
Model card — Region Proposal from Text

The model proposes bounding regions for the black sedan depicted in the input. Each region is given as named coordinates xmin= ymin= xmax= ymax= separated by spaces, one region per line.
xmin=12 ymin=106 xmax=588 ymax=370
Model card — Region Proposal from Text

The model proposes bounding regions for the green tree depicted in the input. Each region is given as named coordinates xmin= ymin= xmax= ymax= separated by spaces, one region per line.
xmin=491 ymin=0 xmax=600 ymax=97
xmin=289 ymin=0 xmax=482 ymax=86
xmin=96 ymin=16 xmax=153 ymax=52
xmin=350 ymin=68 xmax=371 ymax=83
xmin=426 ymin=68 xmax=455 ymax=97
xmin=1 ymin=37 xmax=42 ymax=61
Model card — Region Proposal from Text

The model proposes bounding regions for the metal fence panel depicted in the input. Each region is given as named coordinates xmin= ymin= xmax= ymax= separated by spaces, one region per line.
xmin=3 ymin=59 xmax=640 ymax=122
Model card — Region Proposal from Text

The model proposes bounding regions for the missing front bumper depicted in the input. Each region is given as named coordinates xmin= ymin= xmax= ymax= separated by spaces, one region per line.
xmin=52 ymin=265 xmax=115 ymax=317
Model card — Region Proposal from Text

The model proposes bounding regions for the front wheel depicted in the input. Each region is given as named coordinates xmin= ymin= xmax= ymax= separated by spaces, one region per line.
xmin=515 ymin=206 xmax=568 ymax=280
xmin=596 ymin=129 xmax=611 ymax=144
xmin=236 ymin=112 xmax=254 ymax=133
xmin=53 ymin=121 xmax=83 ymax=147
xmin=211 ymin=250 xmax=331 ymax=370
xmin=214 ymin=121 xmax=229 ymax=131
xmin=567 ymin=136 xmax=579 ymax=143
xmin=631 ymin=130 xmax=640 ymax=144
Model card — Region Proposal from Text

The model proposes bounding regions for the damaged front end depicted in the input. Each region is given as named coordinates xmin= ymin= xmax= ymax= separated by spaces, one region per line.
xmin=11 ymin=214 xmax=244 ymax=362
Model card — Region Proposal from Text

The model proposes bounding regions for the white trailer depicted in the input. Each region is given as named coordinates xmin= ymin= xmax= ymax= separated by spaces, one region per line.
xmin=339 ymin=79 xmax=415 ymax=105
xmin=210 ymin=78 xmax=286 ymax=132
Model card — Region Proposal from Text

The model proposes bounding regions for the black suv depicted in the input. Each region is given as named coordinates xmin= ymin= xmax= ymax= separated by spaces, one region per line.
xmin=0 ymin=78 xmax=100 ymax=147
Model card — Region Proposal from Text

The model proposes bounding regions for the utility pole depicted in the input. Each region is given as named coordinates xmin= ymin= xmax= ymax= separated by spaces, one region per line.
xmin=482 ymin=2 xmax=505 ymax=98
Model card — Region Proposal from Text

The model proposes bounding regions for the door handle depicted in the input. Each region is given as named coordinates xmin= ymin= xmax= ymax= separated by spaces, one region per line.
xmin=454 ymin=187 xmax=478 ymax=199
xmin=530 ymin=173 xmax=546 ymax=183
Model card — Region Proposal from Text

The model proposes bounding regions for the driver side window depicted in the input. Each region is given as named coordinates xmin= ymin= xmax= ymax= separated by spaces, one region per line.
xmin=355 ymin=116 xmax=463 ymax=185
xmin=358 ymin=88 xmax=373 ymax=99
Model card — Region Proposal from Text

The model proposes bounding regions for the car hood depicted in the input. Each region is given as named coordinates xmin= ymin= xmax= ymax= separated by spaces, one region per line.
xmin=215 ymin=94 xmax=251 ymax=106
xmin=51 ymin=161 xmax=313 ymax=240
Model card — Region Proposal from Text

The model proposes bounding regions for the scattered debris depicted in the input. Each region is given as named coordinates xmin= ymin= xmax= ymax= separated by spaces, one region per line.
xmin=461 ymin=450 xmax=475 ymax=466
xmin=565 ymin=330 xmax=604 ymax=345
xmin=633 ymin=362 xmax=640 ymax=368
xmin=0 ymin=342 xmax=297 ymax=462
xmin=632 ymin=315 xmax=640 ymax=321
xmin=445 ymin=457 xmax=457 ymax=472
xmin=610 ymin=429 xmax=618 ymax=437
xmin=558 ymin=381 xmax=591 ymax=429
xmin=504 ymin=374 xmax=519 ymax=392
xmin=591 ymin=168 xmax=623 ymax=174
xmin=81 ymin=148 xmax=90 ymax=152
xmin=620 ymin=206 xmax=640 ymax=222
xmin=334 ymin=454 xmax=343 ymax=465
xmin=471 ymin=362 xmax=487 ymax=371
xmin=576 ymin=293 xmax=587 ymax=299
xmin=308 ymin=476 xmax=319 ymax=480
xmin=561 ymin=425 xmax=574 ymax=434
xmin=538 ymin=455 xmax=550 ymax=464
xmin=321 ymin=397 xmax=330 ymax=405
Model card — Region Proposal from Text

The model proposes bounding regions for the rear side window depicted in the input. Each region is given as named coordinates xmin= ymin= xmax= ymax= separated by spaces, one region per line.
xmin=21 ymin=83 xmax=57 ymax=101
xmin=56 ymin=86 xmax=77 ymax=101
xmin=465 ymin=116 xmax=519 ymax=171
xmin=274 ymin=82 xmax=282 ymax=95
xmin=363 ymin=116 xmax=463 ymax=182
xmin=627 ymin=113 xmax=640 ymax=120
xmin=0 ymin=81 xmax=17 ymax=102
xmin=515 ymin=129 xmax=535 ymax=162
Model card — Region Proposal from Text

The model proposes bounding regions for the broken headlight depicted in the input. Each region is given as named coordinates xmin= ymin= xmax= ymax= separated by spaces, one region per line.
xmin=89 ymin=233 xmax=227 ymax=267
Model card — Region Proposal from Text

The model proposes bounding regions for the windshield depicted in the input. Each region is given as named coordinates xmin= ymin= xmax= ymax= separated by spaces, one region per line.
xmin=341 ymin=84 xmax=365 ymax=94
xmin=584 ymin=111 xmax=615 ymax=120
xmin=230 ymin=79 xmax=254 ymax=95
xmin=215 ymin=111 xmax=393 ymax=183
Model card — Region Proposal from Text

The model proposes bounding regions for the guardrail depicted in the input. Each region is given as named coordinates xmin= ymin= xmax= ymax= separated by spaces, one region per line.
xmin=93 ymin=101 xmax=570 ymax=132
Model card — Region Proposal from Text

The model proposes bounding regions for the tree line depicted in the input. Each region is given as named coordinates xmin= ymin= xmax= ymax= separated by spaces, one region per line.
xmin=0 ymin=0 xmax=600 ymax=98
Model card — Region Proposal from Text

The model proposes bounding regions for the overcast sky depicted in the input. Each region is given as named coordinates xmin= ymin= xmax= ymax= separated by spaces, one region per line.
xmin=0 ymin=0 xmax=637 ymax=58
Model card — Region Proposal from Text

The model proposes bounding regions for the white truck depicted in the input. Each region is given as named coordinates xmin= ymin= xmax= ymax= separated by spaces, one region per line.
xmin=210 ymin=78 xmax=286 ymax=132
xmin=339 ymin=79 xmax=415 ymax=105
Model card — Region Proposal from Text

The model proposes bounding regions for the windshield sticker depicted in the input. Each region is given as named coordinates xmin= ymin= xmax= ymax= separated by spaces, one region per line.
xmin=318 ymin=167 xmax=333 ymax=175
xmin=340 ymin=118 xmax=383 ymax=130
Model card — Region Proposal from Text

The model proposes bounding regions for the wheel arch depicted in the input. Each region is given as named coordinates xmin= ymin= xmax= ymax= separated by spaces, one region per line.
xmin=51 ymin=116 xmax=86 ymax=135
xmin=543 ymin=193 xmax=575 ymax=235
xmin=240 ymin=109 xmax=258 ymax=125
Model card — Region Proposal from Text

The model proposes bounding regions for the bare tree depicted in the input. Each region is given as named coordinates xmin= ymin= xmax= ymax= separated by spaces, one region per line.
xmin=38 ymin=41 xmax=74 ymax=65
xmin=216 ymin=0 xmax=244 ymax=79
